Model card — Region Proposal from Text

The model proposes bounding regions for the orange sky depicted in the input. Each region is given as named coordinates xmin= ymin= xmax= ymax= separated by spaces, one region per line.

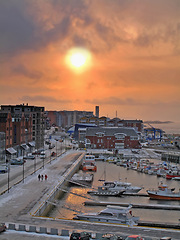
xmin=0 ymin=0 xmax=180 ymax=121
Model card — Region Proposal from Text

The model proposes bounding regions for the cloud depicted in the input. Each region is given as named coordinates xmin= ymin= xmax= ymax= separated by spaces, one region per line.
xmin=13 ymin=64 xmax=43 ymax=79
xmin=19 ymin=95 xmax=71 ymax=103
xmin=86 ymin=97 xmax=140 ymax=106
xmin=1 ymin=0 xmax=180 ymax=56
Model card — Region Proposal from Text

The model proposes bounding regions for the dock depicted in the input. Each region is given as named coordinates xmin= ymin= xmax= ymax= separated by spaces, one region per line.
xmin=84 ymin=200 xmax=180 ymax=210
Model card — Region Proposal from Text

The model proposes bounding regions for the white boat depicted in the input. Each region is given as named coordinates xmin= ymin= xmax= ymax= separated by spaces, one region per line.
xmin=102 ymin=181 xmax=142 ymax=194
xmin=147 ymin=182 xmax=180 ymax=200
xmin=88 ymin=186 xmax=125 ymax=197
xmin=73 ymin=205 xmax=139 ymax=226
xmin=70 ymin=172 xmax=94 ymax=185
xmin=172 ymin=176 xmax=180 ymax=181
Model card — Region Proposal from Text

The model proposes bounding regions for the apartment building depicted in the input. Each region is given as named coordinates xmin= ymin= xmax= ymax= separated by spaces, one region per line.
xmin=0 ymin=132 xmax=6 ymax=163
xmin=46 ymin=110 xmax=94 ymax=128
xmin=0 ymin=104 xmax=44 ymax=149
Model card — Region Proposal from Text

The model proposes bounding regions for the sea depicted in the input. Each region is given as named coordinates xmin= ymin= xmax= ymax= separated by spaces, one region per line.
xmin=49 ymin=160 xmax=180 ymax=225
xmin=144 ymin=121 xmax=180 ymax=135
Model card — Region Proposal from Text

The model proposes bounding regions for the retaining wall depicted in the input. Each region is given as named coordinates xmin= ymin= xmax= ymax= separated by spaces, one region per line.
xmin=33 ymin=152 xmax=85 ymax=217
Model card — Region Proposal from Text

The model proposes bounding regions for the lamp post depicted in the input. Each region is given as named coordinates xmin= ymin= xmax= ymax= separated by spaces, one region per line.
xmin=7 ymin=160 xmax=10 ymax=193
xmin=23 ymin=150 xmax=25 ymax=183
xmin=34 ymin=154 xmax=36 ymax=172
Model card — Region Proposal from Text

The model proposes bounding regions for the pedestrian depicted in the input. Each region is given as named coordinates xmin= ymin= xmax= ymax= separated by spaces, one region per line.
xmin=45 ymin=174 xmax=48 ymax=180
xmin=38 ymin=174 xmax=41 ymax=181
xmin=41 ymin=174 xmax=44 ymax=181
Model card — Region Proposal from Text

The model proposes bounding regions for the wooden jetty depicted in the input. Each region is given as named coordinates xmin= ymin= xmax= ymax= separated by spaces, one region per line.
xmin=84 ymin=201 xmax=180 ymax=210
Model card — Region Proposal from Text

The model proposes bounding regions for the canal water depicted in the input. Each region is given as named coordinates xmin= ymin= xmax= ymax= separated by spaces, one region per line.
xmin=49 ymin=160 xmax=180 ymax=224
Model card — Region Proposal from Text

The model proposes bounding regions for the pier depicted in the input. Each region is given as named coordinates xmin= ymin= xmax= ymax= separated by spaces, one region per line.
xmin=84 ymin=200 xmax=180 ymax=210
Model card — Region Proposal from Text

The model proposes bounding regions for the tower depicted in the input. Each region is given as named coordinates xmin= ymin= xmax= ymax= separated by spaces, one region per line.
xmin=95 ymin=106 xmax=99 ymax=118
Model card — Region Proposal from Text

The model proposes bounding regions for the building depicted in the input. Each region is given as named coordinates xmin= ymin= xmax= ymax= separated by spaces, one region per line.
xmin=0 ymin=112 xmax=13 ymax=149
xmin=0 ymin=104 xmax=44 ymax=149
xmin=78 ymin=116 xmax=143 ymax=133
xmin=46 ymin=110 xmax=94 ymax=128
xmin=0 ymin=132 xmax=6 ymax=163
xmin=85 ymin=127 xmax=141 ymax=149
xmin=161 ymin=152 xmax=180 ymax=164
xmin=95 ymin=106 xmax=99 ymax=118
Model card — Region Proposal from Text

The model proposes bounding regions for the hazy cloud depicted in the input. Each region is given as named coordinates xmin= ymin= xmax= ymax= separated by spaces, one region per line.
xmin=13 ymin=64 xmax=43 ymax=79
xmin=20 ymin=95 xmax=71 ymax=103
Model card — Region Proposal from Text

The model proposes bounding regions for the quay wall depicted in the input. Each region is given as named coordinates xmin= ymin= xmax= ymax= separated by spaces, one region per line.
xmin=33 ymin=152 xmax=85 ymax=217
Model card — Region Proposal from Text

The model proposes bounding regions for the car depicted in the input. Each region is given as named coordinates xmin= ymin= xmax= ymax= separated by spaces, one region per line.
xmin=23 ymin=155 xmax=35 ymax=160
xmin=0 ymin=223 xmax=6 ymax=232
xmin=51 ymin=151 xmax=56 ymax=156
xmin=10 ymin=159 xmax=25 ymax=165
xmin=70 ymin=232 xmax=90 ymax=240
xmin=160 ymin=238 xmax=171 ymax=240
xmin=125 ymin=235 xmax=144 ymax=240
xmin=40 ymin=152 xmax=46 ymax=159
xmin=0 ymin=166 xmax=8 ymax=174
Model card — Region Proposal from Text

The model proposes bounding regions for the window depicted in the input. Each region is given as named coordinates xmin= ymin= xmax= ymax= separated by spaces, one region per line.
xmin=115 ymin=134 xmax=125 ymax=140
xmin=130 ymin=136 xmax=138 ymax=140
xmin=96 ymin=132 xmax=104 ymax=137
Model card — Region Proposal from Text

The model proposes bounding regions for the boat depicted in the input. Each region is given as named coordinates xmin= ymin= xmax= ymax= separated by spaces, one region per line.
xmin=102 ymin=181 xmax=142 ymax=194
xmin=87 ymin=186 xmax=125 ymax=197
xmin=147 ymin=182 xmax=180 ymax=200
xmin=73 ymin=204 xmax=139 ymax=226
xmin=172 ymin=176 xmax=180 ymax=181
xmin=82 ymin=154 xmax=97 ymax=172
xmin=70 ymin=172 xmax=94 ymax=186
xmin=166 ymin=171 xmax=180 ymax=180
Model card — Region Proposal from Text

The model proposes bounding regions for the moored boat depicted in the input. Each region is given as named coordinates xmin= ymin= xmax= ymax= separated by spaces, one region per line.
xmin=70 ymin=172 xmax=94 ymax=185
xmin=87 ymin=186 xmax=125 ymax=196
xmin=102 ymin=180 xmax=142 ymax=194
xmin=166 ymin=171 xmax=180 ymax=180
xmin=147 ymin=182 xmax=180 ymax=200
xmin=82 ymin=154 xmax=97 ymax=172
xmin=73 ymin=204 xmax=139 ymax=226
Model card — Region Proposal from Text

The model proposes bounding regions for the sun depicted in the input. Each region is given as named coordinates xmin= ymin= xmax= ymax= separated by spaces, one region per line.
xmin=65 ymin=47 xmax=92 ymax=73
xmin=70 ymin=52 xmax=86 ymax=68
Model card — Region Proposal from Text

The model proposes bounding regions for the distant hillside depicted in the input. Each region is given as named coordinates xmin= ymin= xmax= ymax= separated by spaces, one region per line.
xmin=144 ymin=120 xmax=173 ymax=124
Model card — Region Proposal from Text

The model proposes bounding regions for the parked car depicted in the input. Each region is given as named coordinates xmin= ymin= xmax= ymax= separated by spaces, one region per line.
xmin=0 ymin=223 xmax=6 ymax=232
xmin=125 ymin=235 xmax=144 ymax=240
xmin=0 ymin=165 xmax=8 ymax=174
xmin=70 ymin=232 xmax=90 ymax=240
xmin=160 ymin=238 xmax=171 ymax=240
xmin=23 ymin=155 xmax=35 ymax=160
xmin=51 ymin=151 xmax=56 ymax=156
xmin=10 ymin=159 xmax=25 ymax=165
xmin=40 ymin=152 xmax=46 ymax=159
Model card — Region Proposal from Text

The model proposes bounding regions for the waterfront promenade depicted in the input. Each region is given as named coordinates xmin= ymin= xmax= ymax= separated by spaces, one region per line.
xmin=0 ymin=149 xmax=180 ymax=240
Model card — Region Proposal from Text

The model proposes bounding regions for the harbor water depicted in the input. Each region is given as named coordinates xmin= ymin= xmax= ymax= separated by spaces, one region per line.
xmin=49 ymin=160 xmax=180 ymax=224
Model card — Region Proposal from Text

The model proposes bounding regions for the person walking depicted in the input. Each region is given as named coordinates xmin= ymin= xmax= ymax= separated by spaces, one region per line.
xmin=38 ymin=174 xmax=41 ymax=181
xmin=41 ymin=174 xmax=44 ymax=181
xmin=45 ymin=174 xmax=48 ymax=181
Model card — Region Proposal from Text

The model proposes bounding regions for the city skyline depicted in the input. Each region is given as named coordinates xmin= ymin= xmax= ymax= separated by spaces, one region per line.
xmin=0 ymin=0 xmax=180 ymax=122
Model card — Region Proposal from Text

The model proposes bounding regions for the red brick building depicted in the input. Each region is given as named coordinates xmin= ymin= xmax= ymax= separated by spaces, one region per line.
xmin=0 ymin=112 xmax=13 ymax=148
xmin=86 ymin=127 xmax=141 ymax=149
xmin=0 ymin=112 xmax=32 ymax=149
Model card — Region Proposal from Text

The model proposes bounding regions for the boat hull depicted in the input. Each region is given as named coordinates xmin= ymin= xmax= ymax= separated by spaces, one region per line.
xmin=166 ymin=174 xmax=180 ymax=180
xmin=147 ymin=191 xmax=180 ymax=200
xmin=74 ymin=215 xmax=139 ymax=225
xmin=88 ymin=190 xmax=124 ymax=197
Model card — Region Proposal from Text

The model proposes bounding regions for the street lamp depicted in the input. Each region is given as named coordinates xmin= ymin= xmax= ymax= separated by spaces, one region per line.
xmin=34 ymin=154 xmax=36 ymax=172
xmin=7 ymin=161 xmax=10 ymax=193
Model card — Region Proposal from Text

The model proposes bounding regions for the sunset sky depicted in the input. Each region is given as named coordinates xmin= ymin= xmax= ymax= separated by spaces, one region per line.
xmin=0 ymin=0 xmax=180 ymax=122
